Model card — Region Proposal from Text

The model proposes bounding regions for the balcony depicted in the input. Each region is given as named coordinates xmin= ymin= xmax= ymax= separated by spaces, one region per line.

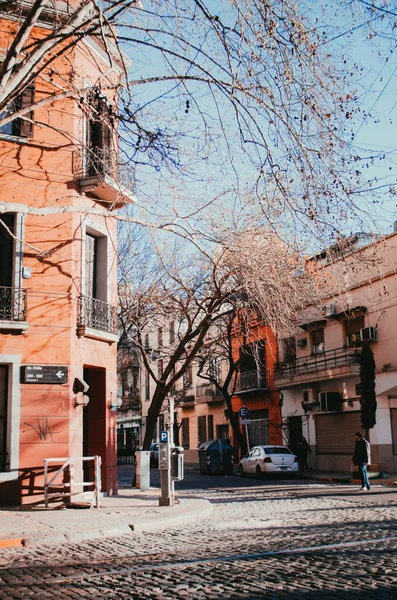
xmin=0 ymin=286 xmax=28 ymax=332
xmin=235 ymin=369 xmax=268 ymax=394
xmin=77 ymin=295 xmax=118 ymax=344
xmin=179 ymin=394 xmax=195 ymax=407
xmin=196 ymin=383 xmax=224 ymax=403
xmin=274 ymin=347 xmax=361 ymax=387
xmin=73 ymin=147 xmax=136 ymax=207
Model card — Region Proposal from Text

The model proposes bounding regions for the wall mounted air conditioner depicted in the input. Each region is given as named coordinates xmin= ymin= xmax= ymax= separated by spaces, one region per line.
xmin=302 ymin=388 xmax=317 ymax=403
xmin=360 ymin=326 xmax=377 ymax=343
xmin=297 ymin=338 xmax=308 ymax=348
xmin=321 ymin=303 xmax=336 ymax=317
xmin=319 ymin=391 xmax=341 ymax=412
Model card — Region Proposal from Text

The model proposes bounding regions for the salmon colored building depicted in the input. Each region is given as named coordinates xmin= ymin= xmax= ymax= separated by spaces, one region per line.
xmin=0 ymin=2 xmax=133 ymax=505
xmin=231 ymin=315 xmax=283 ymax=457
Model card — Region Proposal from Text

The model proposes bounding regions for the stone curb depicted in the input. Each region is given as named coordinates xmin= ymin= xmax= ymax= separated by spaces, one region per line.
xmin=0 ymin=499 xmax=213 ymax=549
xmin=130 ymin=498 xmax=214 ymax=532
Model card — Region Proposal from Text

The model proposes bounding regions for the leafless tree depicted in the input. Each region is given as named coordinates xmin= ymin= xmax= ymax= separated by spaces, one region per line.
xmin=0 ymin=0 xmax=389 ymax=247
xmin=119 ymin=225 xmax=318 ymax=451
xmin=195 ymin=310 xmax=247 ymax=454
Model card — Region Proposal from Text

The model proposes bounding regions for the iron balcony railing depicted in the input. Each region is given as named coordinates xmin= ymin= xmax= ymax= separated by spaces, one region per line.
xmin=274 ymin=347 xmax=361 ymax=380
xmin=236 ymin=369 xmax=268 ymax=392
xmin=0 ymin=286 xmax=27 ymax=322
xmin=73 ymin=146 xmax=118 ymax=181
xmin=196 ymin=383 xmax=223 ymax=402
xmin=78 ymin=295 xmax=117 ymax=335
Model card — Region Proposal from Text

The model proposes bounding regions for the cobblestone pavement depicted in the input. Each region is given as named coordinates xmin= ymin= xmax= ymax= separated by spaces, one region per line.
xmin=0 ymin=473 xmax=396 ymax=599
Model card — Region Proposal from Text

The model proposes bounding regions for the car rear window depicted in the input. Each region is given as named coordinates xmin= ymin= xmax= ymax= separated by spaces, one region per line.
xmin=263 ymin=447 xmax=292 ymax=454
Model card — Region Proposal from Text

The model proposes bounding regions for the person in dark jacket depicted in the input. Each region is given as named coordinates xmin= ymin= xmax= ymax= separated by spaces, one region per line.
xmin=297 ymin=437 xmax=312 ymax=471
xmin=352 ymin=431 xmax=371 ymax=491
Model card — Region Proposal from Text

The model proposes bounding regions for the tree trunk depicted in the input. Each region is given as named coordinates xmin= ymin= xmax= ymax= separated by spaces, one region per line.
xmin=142 ymin=386 xmax=167 ymax=450
xmin=223 ymin=392 xmax=247 ymax=458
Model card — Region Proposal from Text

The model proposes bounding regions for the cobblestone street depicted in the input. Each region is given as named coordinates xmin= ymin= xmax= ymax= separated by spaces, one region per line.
xmin=1 ymin=471 xmax=396 ymax=599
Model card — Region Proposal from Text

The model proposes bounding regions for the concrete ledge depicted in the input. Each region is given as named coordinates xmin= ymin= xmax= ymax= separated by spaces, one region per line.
xmin=130 ymin=499 xmax=213 ymax=532
xmin=0 ymin=497 xmax=213 ymax=549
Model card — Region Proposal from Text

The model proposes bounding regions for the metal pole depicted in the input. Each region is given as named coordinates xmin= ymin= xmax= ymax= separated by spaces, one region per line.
xmin=245 ymin=423 xmax=249 ymax=450
xmin=94 ymin=455 xmax=101 ymax=508
xmin=44 ymin=459 xmax=48 ymax=508
xmin=169 ymin=395 xmax=175 ymax=501
xmin=159 ymin=394 xmax=173 ymax=506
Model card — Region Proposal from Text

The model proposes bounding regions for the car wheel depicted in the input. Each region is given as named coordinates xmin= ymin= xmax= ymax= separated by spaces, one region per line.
xmin=239 ymin=464 xmax=245 ymax=478
xmin=256 ymin=465 xmax=262 ymax=479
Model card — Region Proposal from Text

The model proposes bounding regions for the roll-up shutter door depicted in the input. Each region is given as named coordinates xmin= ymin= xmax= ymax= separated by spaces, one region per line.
xmin=391 ymin=409 xmax=397 ymax=454
xmin=316 ymin=411 xmax=361 ymax=454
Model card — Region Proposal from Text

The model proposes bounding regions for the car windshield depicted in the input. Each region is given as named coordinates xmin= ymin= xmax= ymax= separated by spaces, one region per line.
xmin=263 ymin=447 xmax=292 ymax=455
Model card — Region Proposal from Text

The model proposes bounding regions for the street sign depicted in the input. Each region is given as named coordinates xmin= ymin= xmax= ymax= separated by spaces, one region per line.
xmin=160 ymin=431 xmax=169 ymax=443
xmin=22 ymin=365 xmax=68 ymax=384
xmin=239 ymin=406 xmax=250 ymax=419
xmin=239 ymin=419 xmax=251 ymax=425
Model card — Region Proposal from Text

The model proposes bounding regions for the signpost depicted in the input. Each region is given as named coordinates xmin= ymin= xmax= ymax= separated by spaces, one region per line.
xmin=22 ymin=365 xmax=68 ymax=384
xmin=239 ymin=406 xmax=251 ymax=450
xmin=159 ymin=397 xmax=174 ymax=507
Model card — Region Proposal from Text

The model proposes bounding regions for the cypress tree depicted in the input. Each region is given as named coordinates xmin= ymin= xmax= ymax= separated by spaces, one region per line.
xmin=359 ymin=342 xmax=377 ymax=436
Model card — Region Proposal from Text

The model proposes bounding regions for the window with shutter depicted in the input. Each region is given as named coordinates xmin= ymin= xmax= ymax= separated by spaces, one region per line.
xmin=312 ymin=328 xmax=325 ymax=354
xmin=346 ymin=317 xmax=365 ymax=347
xmin=86 ymin=91 xmax=114 ymax=176
xmin=207 ymin=414 xmax=214 ymax=440
xmin=198 ymin=416 xmax=206 ymax=444
xmin=181 ymin=418 xmax=190 ymax=449
xmin=0 ymin=86 xmax=34 ymax=139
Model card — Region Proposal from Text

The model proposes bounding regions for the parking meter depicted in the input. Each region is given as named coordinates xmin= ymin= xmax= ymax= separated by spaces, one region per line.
xmin=171 ymin=446 xmax=184 ymax=481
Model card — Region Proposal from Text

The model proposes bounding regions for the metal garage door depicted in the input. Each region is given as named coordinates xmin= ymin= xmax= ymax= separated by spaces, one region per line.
xmin=391 ymin=408 xmax=397 ymax=455
xmin=315 ymin=411 xmax=362 ymax=455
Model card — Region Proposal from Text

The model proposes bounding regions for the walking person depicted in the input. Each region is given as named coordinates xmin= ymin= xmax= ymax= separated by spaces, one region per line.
xmin=352 ymin=431 xmax=371 ymax=491
xmin=297 ymin=436 xmax=312 ymax=471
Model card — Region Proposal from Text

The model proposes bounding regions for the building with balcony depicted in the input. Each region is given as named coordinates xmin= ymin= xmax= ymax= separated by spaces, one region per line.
xmin=276 ymin=231 xmax=397 ymax=473
xmin=230 ymin=317 xmax=282 ymax=453
xmin=0 ymin=2 xmax=133 ymax=505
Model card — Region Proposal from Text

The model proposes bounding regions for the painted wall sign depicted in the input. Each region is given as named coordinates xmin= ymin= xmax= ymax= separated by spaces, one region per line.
xmin=22 ymin=365 xmax=68 ymax=384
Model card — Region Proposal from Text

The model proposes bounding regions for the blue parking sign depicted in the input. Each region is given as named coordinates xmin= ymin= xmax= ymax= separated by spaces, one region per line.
xmin=160 ymin=431 xmax=169 ymax=443
xmin=239 ymin=406 xmax=250 ymax=419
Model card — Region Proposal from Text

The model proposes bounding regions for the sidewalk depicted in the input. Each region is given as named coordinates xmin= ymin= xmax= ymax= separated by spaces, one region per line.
xmin=0 ymin=488 xmax=213 ymax=550
xmin=297 ymin=469 xmax=397 ymax=485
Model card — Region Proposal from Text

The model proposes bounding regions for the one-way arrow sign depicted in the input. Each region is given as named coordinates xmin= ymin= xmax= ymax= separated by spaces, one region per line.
xmin=22 ymin=365 xmax=68 ymax=384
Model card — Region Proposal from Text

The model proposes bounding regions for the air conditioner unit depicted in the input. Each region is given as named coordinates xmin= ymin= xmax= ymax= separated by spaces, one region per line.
xmin=360 ymin=326 xmax=377 ymax=343
xmin=319 ymin=391 xmax=341 ymax=412
xmin=297 ymin=338 xmax=308 ymax=348
xmin=302 ymin=388 xmax=317 ymax=403
xmin=321 ymin=303 xmax=336 ymax=317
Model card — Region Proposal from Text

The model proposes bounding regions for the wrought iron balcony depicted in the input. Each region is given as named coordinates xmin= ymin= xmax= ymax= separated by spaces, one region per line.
xmin=179 ymin=394 xmax=195 ymax=406
xmin=274 ymin=347 xmax=361 ymax=385
xmin=196 ymin=383 xmax=224 ymax=403
xmin=235 ymin=369 xmax=268 ymax=393
xmin=0 ymin=286 xmax=27 ymax=327
xmin=73 ymin=147 xmax=135 ymax=206
xmin=77 ymin=295 xmax=118 ymax=341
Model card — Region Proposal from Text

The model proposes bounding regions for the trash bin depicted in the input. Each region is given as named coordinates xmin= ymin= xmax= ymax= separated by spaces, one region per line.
xmin=198 ymin=439 xmax=234 ymax=475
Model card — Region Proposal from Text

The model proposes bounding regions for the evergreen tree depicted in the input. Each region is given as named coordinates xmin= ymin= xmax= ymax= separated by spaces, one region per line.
xmin=359 ymin=343 xmax=377 ymax=436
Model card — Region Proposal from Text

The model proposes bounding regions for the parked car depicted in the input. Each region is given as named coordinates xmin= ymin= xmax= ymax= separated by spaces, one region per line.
xmin=150 ymin=442 xmax=159 ymax=467
xmin=239 ymin=445 xmax=298 ymax=478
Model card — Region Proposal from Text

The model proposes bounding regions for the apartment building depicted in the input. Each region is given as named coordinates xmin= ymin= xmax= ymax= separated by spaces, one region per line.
xmin=140 ymin=316 xmax=282 ymax=465
xmin=230 ymin=316 xmax=282 ymax=454
xmin=0 ymin=1 xmax=133 ymax=504
xmin=275 ymin=231 xmax=397 ymax=473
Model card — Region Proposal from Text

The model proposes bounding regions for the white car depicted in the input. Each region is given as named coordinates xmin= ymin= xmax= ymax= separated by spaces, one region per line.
xmin=239 ymin=445 xmax=298 ymax=478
